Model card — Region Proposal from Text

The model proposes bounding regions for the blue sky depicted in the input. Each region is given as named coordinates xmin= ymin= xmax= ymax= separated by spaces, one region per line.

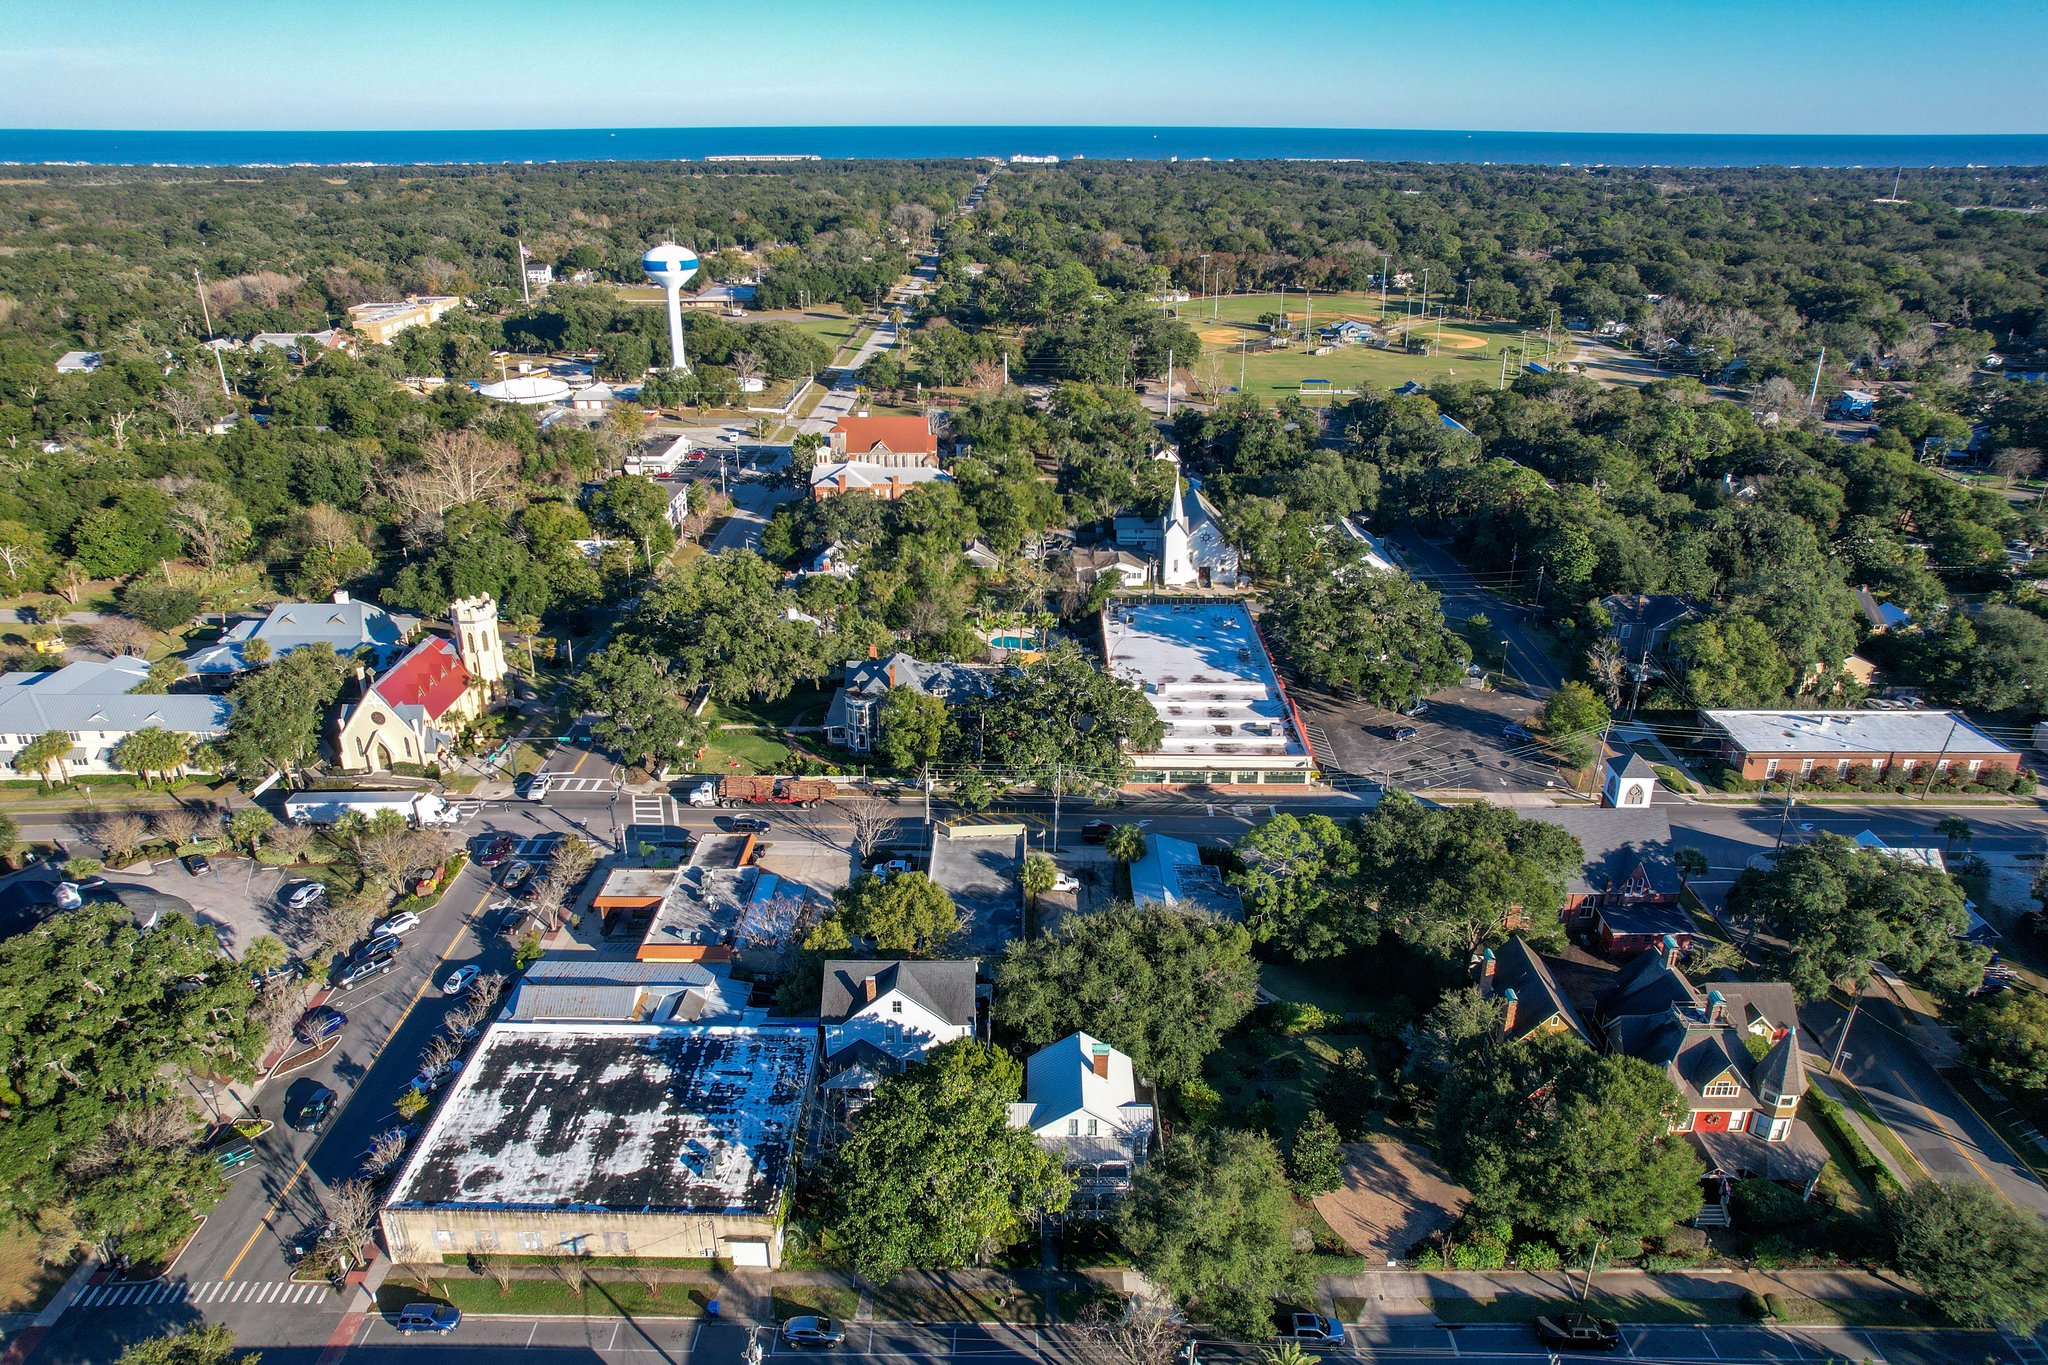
xmin=4 ymin=0 xmax=2042 ymax=133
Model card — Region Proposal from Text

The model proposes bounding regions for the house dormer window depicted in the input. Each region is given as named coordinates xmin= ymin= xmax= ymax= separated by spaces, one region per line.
xmin=1704 ymin=1078 xmax=1738 ymax=1099
xmin=890 ymin=999 xmax=901 ymax=1014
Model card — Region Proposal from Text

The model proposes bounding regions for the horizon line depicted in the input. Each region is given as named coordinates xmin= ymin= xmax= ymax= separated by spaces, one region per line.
xmin=5 ymin=122 xmax=2048 ymax=139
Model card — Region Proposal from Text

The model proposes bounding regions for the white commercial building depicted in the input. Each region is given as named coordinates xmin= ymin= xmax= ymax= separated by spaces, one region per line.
xmin=1102 ymin=600 xmax=1316 ymax=786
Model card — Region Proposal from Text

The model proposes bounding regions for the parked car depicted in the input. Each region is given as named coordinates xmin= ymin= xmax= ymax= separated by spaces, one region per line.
xmin=477 ymin=835 xmax=516 ymax=868
xmin=1502 ymin=722 xmax=1534 ymax=741
xmin=180 ymin=852 xmax=213 ymax=876
xmin=500 ymin=860 xmax=534 ymax=891
xmin=293 ymin=1006 xmax=347 ymax=1044
xmin=1050 ymin=871 xmax=1080 ymax=893
xmin=1534 ymin=1314 xmax=1621 ymax=1351
xmin=405 ymin=1058 xmax=464 ymax=1096
xmin=283 ymin=880 xmax=327 ymax=909
xmin=781 ymin=1316 xmax=846 ymax=1348
xmin=1272 ymin=1309 xmax=1345 ymax=1345
xmin=285 ymin=1079 xmax=337 ymax=1133
xmin=374 ymin=910 xmax=420 ymax=937
xmin=1392 ymin=726 xmax=1420 ymax=742
xmin=1400 ymin=698 xmax=1431 ymax=717
xmin=441 ymin=965 xmax=481 ymax=996
xmin=211 ymin=1136 xmax=258 ymax=1176
xmin=866 ymin=859 xmax=912 ymax=880
xmin=396 ymin=1303 xmax=461 ymax=1335
xmin=1081 ymin=821 xmax=1115 ymax=845
xmin=490 ymin=903 xmax=531 ymax=933
xmin=360 ymin=932 xmax=403 ymax=960
xmin=335 ymin=952 xmax=395 ymax=990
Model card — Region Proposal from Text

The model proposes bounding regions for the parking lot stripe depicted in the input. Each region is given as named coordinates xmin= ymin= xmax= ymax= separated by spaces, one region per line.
xmin=223 ymin=883 xmax=494 ymax=1281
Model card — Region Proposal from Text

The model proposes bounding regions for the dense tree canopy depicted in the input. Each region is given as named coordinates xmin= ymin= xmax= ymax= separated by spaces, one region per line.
xmin=1724 ymin=836 xmax=1987 ymax=1000
xmin=1886 ymin=1181 xmax=2048 ymax=1329
xmin=828 ymin=1040 xmax=1071 ymax=1283
xmin=994 ymin=903 xmax=1258 ymax=1089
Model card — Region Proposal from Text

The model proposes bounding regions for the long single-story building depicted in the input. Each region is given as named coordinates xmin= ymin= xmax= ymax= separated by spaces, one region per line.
xmin=381 ymin=1021 xmax=815 ymax=1267
xmin=1700 ymin=709 xmax=2019 ymax=783
xmin=0 ymin=658 xmax=231 ymax=777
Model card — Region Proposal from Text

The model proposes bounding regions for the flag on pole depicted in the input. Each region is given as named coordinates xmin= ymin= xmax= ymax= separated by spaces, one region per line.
xmin=518 ymin=241 xmax=531 ymax=261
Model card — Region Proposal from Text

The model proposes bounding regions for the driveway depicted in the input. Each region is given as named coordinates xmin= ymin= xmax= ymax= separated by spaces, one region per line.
xmin=1314 ymin=1141 xmax=1466 ymax=1260
xmin=106 ymin=854 xmax=302 ymax=957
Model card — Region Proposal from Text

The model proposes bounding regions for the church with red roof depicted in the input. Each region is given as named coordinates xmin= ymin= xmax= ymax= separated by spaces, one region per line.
xmin=334 ymin=596 xmax=507 ymax=773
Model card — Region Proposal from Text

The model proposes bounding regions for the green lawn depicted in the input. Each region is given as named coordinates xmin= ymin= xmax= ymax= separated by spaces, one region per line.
xmin=376 ymin=1277 xmax=714 ymax=1318
xmin=714 ymin=684 xmax=832 ymax=730
xmin=1259 ymin=943 xmax=1453 ymax=1018
xmin=687 ymin=726 xmax=793 ymax=776
xmin=1207 ymin=1029 xmax=1381 ymax=1134
xmin=783 ymin=310 xmax=862 ymax=354
xmin=1169 ymin=291 xmax=1553 ymax=398
xmin=773 ymin=1286 xmax=862 ymax=1323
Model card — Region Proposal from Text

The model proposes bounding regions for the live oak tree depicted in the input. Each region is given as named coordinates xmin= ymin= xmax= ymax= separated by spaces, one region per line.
xmin=974 ymin=643 xmax=1164 ymax=793
xmin=1724 ymin=835 xmax=1986 ymax=1001
xmin=1262 ymin=568 xmax=1469 ymax=706
xmin=0 ymin=908 xmax=262 ymax=1237
xmin=834 ymin=872 xmax=962 ymax=955
xmin=994 ymin=902 xmax=1258 ymax=1089
xmin=116 ymin=1324 xmax=249 ymax=1365
xmin=874 ymin=686 xmax=949 ymax=774
xmin=1435 ymin=1031 xmax=1701 ymax=1256
xmin=573 ymin=646 xmax=706 ymax=773
xmin=220 ymin=644 xmax=352 ymax=780
xmin=828 ymin=1040 xmax=1071 ymax=1282
xmin=1121 ymin=1127 xmax=1308 ymax=1340
xmin=1886 ymin=1180 xmax=2048 ymax=1329
xmin=1353 ymin=791 xmax=1583 ymax=961
xmin=1230 ymin=813 xmax=1360 ymax=960
xmin=1956 ymin=992 xmax=2048 ymax=1094
xmin=1540 ymin=681 xmax=1609 ymax=766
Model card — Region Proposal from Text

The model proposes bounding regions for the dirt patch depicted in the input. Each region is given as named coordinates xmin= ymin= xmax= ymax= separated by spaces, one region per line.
xmin=1198 ymin=327 xmax=1244 ymax=344
xmin=1433 ymin=333 xmax=1487 ymax=350
xmin=1312 ymin=1141 xmax=1466 ymax=1259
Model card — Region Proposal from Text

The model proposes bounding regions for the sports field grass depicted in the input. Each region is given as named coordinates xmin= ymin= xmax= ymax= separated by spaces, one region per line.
xmin=1168 ymin=291 xmax=1559 ymax=399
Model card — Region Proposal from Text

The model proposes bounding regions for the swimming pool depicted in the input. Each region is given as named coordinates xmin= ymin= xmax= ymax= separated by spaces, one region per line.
xmin=989 ymin=634 xmax=1034 ymax=649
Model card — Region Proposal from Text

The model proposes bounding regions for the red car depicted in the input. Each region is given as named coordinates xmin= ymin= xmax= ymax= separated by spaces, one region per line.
xmin=477 ymin=835 xmax=515 ymax=868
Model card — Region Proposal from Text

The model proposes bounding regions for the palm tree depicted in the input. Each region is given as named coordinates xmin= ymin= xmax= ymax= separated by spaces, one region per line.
xmin=1936 ymin=815 xmax=1974 ymax=854
xmin=1104 ymin=824 xmax=1148 ymax=866
xmin=1674 ymin=846 xmax=1708 ymax=894
xmin=13 ymin=730 xmax=73 ymax=786
xmin=1020 ymin=851 xmax=1057 ymax=907
xmin=112 ymin=726 xmax=192 ymax=789
xmin=1263 ymin=1345 xmax=1322 ymax=1365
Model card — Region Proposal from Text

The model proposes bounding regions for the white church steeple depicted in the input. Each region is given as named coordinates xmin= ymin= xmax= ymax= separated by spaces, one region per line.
xmin=1160 ymin=471 xmax=1197 ymax=587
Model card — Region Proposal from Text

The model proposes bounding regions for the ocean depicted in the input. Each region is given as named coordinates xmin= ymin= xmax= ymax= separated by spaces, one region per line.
xmin=2 ymin=125 xmax=2044 ymax=169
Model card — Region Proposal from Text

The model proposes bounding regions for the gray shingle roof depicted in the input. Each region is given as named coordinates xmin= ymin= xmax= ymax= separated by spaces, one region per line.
xmin=818 ymin=959 xmax=978 ymax=1027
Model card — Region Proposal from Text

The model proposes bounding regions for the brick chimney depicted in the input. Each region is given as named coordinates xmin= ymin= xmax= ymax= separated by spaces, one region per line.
xmin=1706 ymin=989 xmax=1727 ymax=1026
xmin=861 ymin=975 xmax=878 ymax=1005
xmin=1477 ymin=947 xmax=1497 ymax=994
xmin=1499 ymin=988 xmax=1519 ymax=1036
xmin=869 ymin=644 xmax=879 ymax=660
xmin=1660 ymin=933 xmax=1681 ymax=970
xmin=1090 ymin=1042 xmax=1111 ymax=1078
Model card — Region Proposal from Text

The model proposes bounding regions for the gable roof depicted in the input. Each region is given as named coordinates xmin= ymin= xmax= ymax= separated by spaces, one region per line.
xmin=1018 ymin=1031 xmax=1143 ymax=1127
xmin=0 ymin=658 xmax=231 ymax=737
xmin=1490 ymin=936 xmax=1594 ymax=1045
xmin=831 ymin=414 xmax=936 ymax=457
xmin=818 ymin=959 xmax=978 ymax=1027
xmin=367 ymin=636 xmax=470 ymax=721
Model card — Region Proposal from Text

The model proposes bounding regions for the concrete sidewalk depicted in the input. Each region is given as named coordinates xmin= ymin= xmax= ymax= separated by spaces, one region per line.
xmin=1320 ymin=1264 xmax=1924 ymax=1321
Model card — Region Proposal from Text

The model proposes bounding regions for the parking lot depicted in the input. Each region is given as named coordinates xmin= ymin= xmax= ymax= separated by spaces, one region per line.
xmin=1293 ymin=676 xmax=1558 ymax=794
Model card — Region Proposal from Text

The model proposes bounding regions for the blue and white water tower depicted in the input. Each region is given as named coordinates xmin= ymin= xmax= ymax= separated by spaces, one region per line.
xmin=643 ymin=242 xmax=701 ymax=373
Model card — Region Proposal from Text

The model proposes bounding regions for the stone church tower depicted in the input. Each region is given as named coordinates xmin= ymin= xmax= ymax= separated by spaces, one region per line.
xmin=450 ymin=595 xmax=508 ymax=688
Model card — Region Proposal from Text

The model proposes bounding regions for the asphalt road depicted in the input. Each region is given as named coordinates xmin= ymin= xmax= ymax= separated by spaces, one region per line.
xmin=1391 ymin=534 xmax=1563 ymax=695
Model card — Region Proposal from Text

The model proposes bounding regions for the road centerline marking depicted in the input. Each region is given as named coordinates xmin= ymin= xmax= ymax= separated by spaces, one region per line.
xmin=221 ymin=883 xmax=494 ymax=1280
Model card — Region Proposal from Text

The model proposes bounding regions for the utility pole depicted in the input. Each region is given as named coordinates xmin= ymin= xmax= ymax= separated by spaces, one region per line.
xmin=518 ymin=241 xmax=532 ymax=308
xmin=1534 ymin=564 xmax=1545 ymax=605
xmin=1420 ymin=267 xmax=1430 ymax=322
xmin=1165 ymin=347 xmax=1173 ymax=421
xmin=1806 ymin=346 xmax=1826 ymax=413
xmin=1240 ymin=339 xmax=1246 ymax=391
xmin=1919 ymin=717 xmax=1960 ymax=800
xmin=1829 ymin=985 xmax=1862 ymax=1074
xmin=1050 ymin=761 xmax=1062 ymax=851
xmin=1773 ymin=777 xmax=1799 ymax=851
xmin=1498 ymin=347 xmax=1510 ymax=390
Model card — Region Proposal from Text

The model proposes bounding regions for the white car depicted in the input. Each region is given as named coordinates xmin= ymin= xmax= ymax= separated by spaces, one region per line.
xmin=441 ymin=965 xmax=480 ymax=996
xmin=283 ymin=880 xmax=326 ymax=909
xmin=1050 ymin=871 xmax=1080 ymax=893
xmin=374 ymin=911 xmax=421 ymax=938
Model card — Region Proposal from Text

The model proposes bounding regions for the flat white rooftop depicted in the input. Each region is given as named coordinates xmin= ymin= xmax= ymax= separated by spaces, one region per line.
xmin=1704 ymin=709 xmax=2013 ymax=758
xmin=386 ymin=1021 xmax=813 ymax=1215
xmin=1102 ymin=601 xmax=1308 ymax=766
